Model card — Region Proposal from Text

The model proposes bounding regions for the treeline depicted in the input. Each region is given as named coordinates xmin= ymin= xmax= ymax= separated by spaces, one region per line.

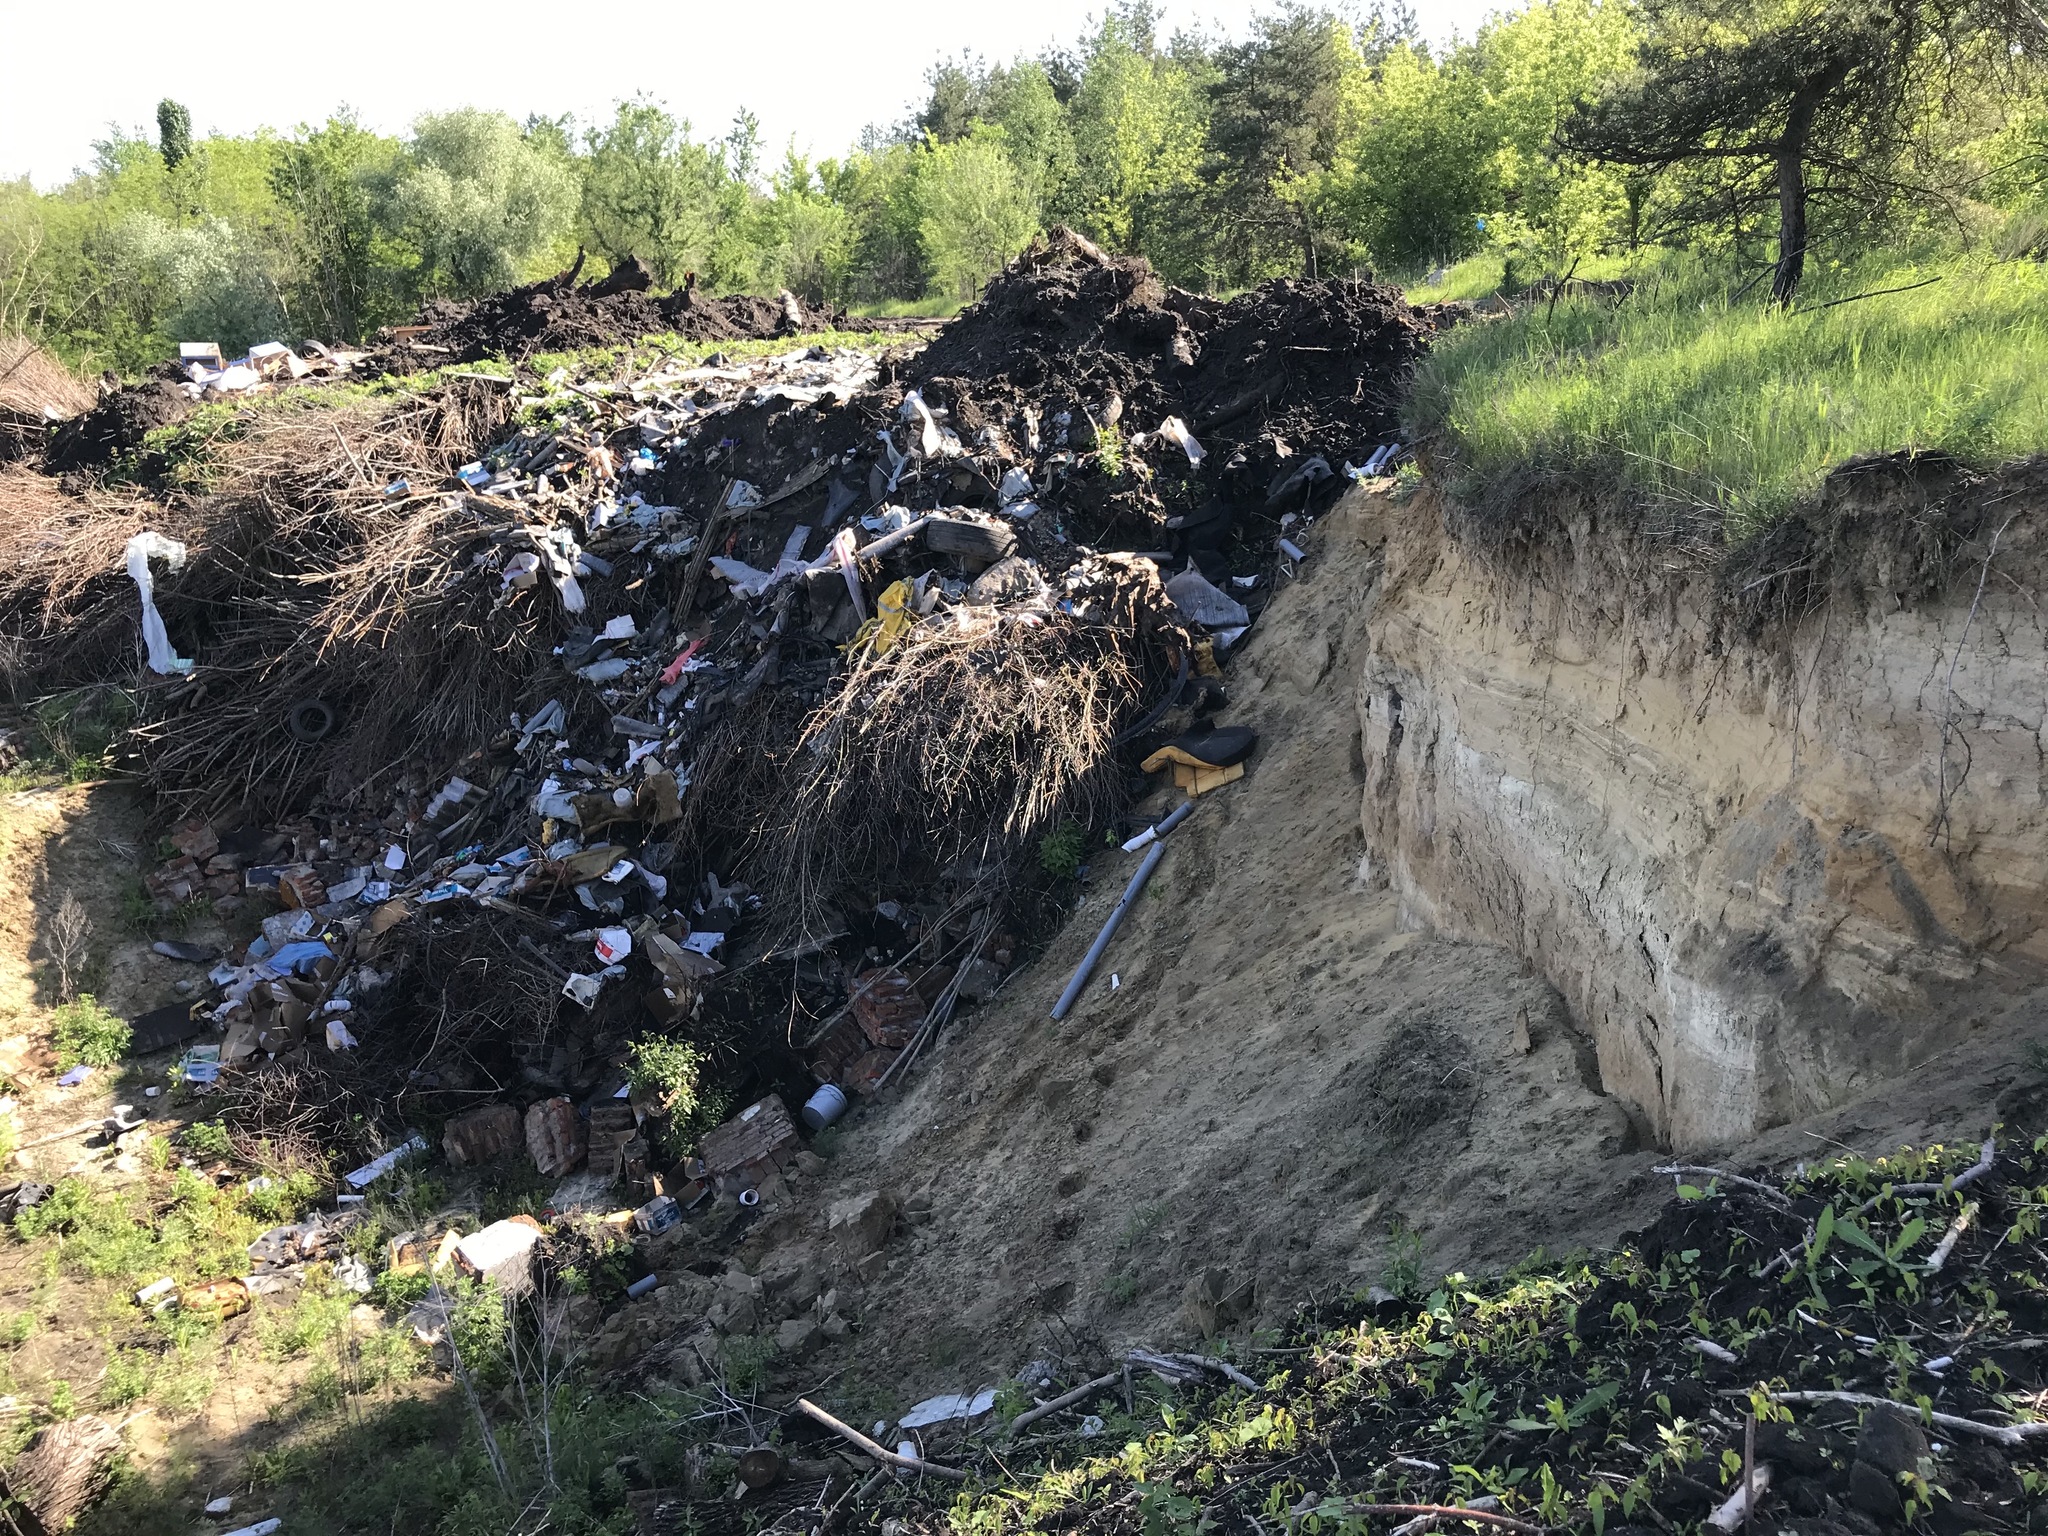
xmin=4 ymin=0 xmax=2044 ymax=371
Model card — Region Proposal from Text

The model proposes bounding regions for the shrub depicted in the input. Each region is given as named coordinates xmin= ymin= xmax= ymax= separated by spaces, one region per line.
xmin=50 ymin=994 xmax=128 ymax=1069
xmin=182 ymin=1120 xmax=233 ymax=1158
xmin=1038 ymin=823 xmax=1087 ymax=878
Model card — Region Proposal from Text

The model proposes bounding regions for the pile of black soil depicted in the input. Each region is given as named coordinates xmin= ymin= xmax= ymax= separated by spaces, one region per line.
xmin=44 ymin=374 xmax=193 ymax=472
xmin=403 ymin=261 xmax=858 ymax=363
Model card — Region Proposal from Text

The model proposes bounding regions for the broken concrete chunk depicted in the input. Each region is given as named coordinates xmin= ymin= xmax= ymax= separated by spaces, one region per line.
xmin=775 ymin=1316 xmax=823 ymax=1359
xmin=455 ymin=1216 xmax=544 ymax=1294
xmin=826 ymin=1191 xmax=897 ymax=1259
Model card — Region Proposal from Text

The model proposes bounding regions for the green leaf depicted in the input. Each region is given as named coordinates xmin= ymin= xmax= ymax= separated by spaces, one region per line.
xmin=1568 ymin=1381 xmax=1620 ymax=1426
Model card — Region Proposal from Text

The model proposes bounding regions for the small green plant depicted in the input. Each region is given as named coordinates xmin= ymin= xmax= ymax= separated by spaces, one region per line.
xmin=1117 ymin=1201 xmax=1169 ymax=1252
xmin=1103 ymin=1267 xmax=1140 ymax=1305
xmin=183 ymin=1120 xmax=234 ymax=1158
xmin=50 ymin=994 xmax=129 ymax=1069
xmin=1038 ymin=823 xmax=1087 ymax=878
xmin=1094 ymin=420 xmax=1126 ymax=478
xmin=720 ymin=1333 xmax=778 ymax=1390
xmin=628 ymin=1035 xmax=722 ymax=1159
xmin=1380 ymin=1219 xmax=1426 ymax=1297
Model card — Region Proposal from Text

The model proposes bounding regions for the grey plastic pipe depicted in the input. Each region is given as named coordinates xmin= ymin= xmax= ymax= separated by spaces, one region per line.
xmin=1051 ymin=842 xmax=1165 ymax=1020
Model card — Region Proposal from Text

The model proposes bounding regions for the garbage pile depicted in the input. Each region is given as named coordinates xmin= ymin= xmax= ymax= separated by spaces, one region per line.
xmin=6 ymin=228 xmax=1432 ymax=1168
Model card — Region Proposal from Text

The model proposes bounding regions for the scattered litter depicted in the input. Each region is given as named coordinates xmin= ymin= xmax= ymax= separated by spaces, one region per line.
xmin=898 ymin=1389 xmax=999 ymax=1430
xmin=342 ymin=1134 xmax=429 ymax=1191
xmin=122 ymin=532 xmax=193 ymax=675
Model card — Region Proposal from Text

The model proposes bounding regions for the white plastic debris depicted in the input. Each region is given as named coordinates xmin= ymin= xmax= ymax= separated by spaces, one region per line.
xmin=1156 ymin=416 xmax=1206 ymax=466
xmin=342 ymin=1133 xmax=428 ymax=1190
xmin=900 ymin=389 xmax=944 ymax=457
xmin=708 ymin=557 xmax=780 ymax=598
xmin=324 ymin=1016 xmax=359 ymax=1051
xmin=897 ymin=1388 xmax=998 ymax=1430
xmin=593 ymin=927 xmax=633 ymax=964
xmin=875 ymin=429 xmax=910 ymax=491
xmin=122 ymin=532 xmax=194 ymax=675
xmin=204 ymin=1495 xmax=234 ymax=1514
xmin=1164 ymin=568 xmax=1251 ymax=629
xmin=600 ymin=615 xmax=638 ymax=641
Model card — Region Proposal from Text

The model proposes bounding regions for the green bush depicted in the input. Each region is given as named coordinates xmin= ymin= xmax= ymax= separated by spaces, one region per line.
xmin=181 ymin=1121 xmax=233 ymax=1158
xmin=51 ymin=995 xmax=129 ymax=1069
xmin=1038 ymin=823 xmax=1087 ymax=878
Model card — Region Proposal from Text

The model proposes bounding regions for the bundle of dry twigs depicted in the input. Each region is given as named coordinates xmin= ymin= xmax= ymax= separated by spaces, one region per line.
xmin=678 ymin=605 xmax=1147 ymax=942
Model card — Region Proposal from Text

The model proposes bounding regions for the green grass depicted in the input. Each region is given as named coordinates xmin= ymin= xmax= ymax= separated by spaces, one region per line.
xmin=522 ymin=325 xmax=920 ymax=382
xmin=849 ymin=294 xmax=964 ymax=319
xmin=1407 ymin=248 xmax=2048 ymax=541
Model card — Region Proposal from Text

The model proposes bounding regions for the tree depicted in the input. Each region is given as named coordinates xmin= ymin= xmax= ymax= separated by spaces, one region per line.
xmin=580 ymin=100 xmax=738 ymax=289
xmin=1206 ymin=4 xmax=1392 ymax=279
xmin=1064 ymin=3 xmax=1213 ymax=277
xmin=383 ymin=110 xmax=578 ymax=298
xmin=915 ymin=130 xmax=1042 ymax=299
xmin=156 ymin=100 xmax=192 ymax=171
xmin=1563 ymin=0 xmax=2027 ymax=302
xmin=271 ymin=114 xmax=406 ymax=340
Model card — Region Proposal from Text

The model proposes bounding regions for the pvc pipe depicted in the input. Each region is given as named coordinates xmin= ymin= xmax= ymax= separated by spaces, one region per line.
xmin=1120 ymin=799 xmax=1195 ymax=854
xmin=625 ymin=1273 xmax=659 ymax=1299
xmin=1051 ymin=843 xmax=1165 ymax=1020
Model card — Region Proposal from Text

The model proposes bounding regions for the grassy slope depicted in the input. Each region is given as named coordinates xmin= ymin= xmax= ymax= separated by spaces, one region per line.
xmin=1405 ymin=251 xmax=2048 ymax=542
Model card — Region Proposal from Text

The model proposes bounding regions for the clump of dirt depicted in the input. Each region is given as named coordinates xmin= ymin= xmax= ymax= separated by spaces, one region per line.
xmin=44 ymin=375 xmax=193 ymax=473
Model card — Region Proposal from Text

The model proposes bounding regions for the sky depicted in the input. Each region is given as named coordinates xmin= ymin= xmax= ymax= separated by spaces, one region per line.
xmin=0 ymin=0 xmax=1494 ymax=190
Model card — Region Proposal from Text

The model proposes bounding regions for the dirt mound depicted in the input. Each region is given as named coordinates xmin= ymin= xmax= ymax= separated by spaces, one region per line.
xmin=405 ymin=265 xmax=852 ymax=362
xmin=43 ymin=374 xmax=192 ymax=472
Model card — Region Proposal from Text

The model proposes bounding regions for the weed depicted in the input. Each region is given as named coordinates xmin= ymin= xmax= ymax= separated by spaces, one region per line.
xmin=1379 ymin=1219 xmax=1426 ymax=1297
xmin=1094 ymin=420 xmax=1127 ymax=478
xmin=261 ymin=1271 xmax=353 ymax=1360
xmin=720 ymin=1333 xmax=777 ymax=1390
xmin=50 ymin=995 xmax=129 ymax=1069
xmin=626 ymin=1035 xmax=723 ymax=1158
xmin=1103 ymin=1268 xmax=1140 ymax=1305
xmin=182 ymin=1120 xmax=233 ymax=1158
xmin=44 ymin=894 xmax=94 ymax=1004
xmin=99 ymin=1349 xmax=152 ymax=1408
xmin=1117 ymin=1201 xmax=1169 ymax=1252
xmin=1038 ymin=823 xmax=1088 ymax=879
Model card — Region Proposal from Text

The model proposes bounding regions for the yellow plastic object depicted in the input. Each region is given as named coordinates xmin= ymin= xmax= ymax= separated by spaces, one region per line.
xmin=1174 ymin=761 xmax=1244 ymax=797
xmin=845 ymin=578 xmax=915 ymax=656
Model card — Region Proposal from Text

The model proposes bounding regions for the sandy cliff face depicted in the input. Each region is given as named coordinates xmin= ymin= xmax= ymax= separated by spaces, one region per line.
xmin=1351 ymin=474 xmax=2047 ymax=1149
